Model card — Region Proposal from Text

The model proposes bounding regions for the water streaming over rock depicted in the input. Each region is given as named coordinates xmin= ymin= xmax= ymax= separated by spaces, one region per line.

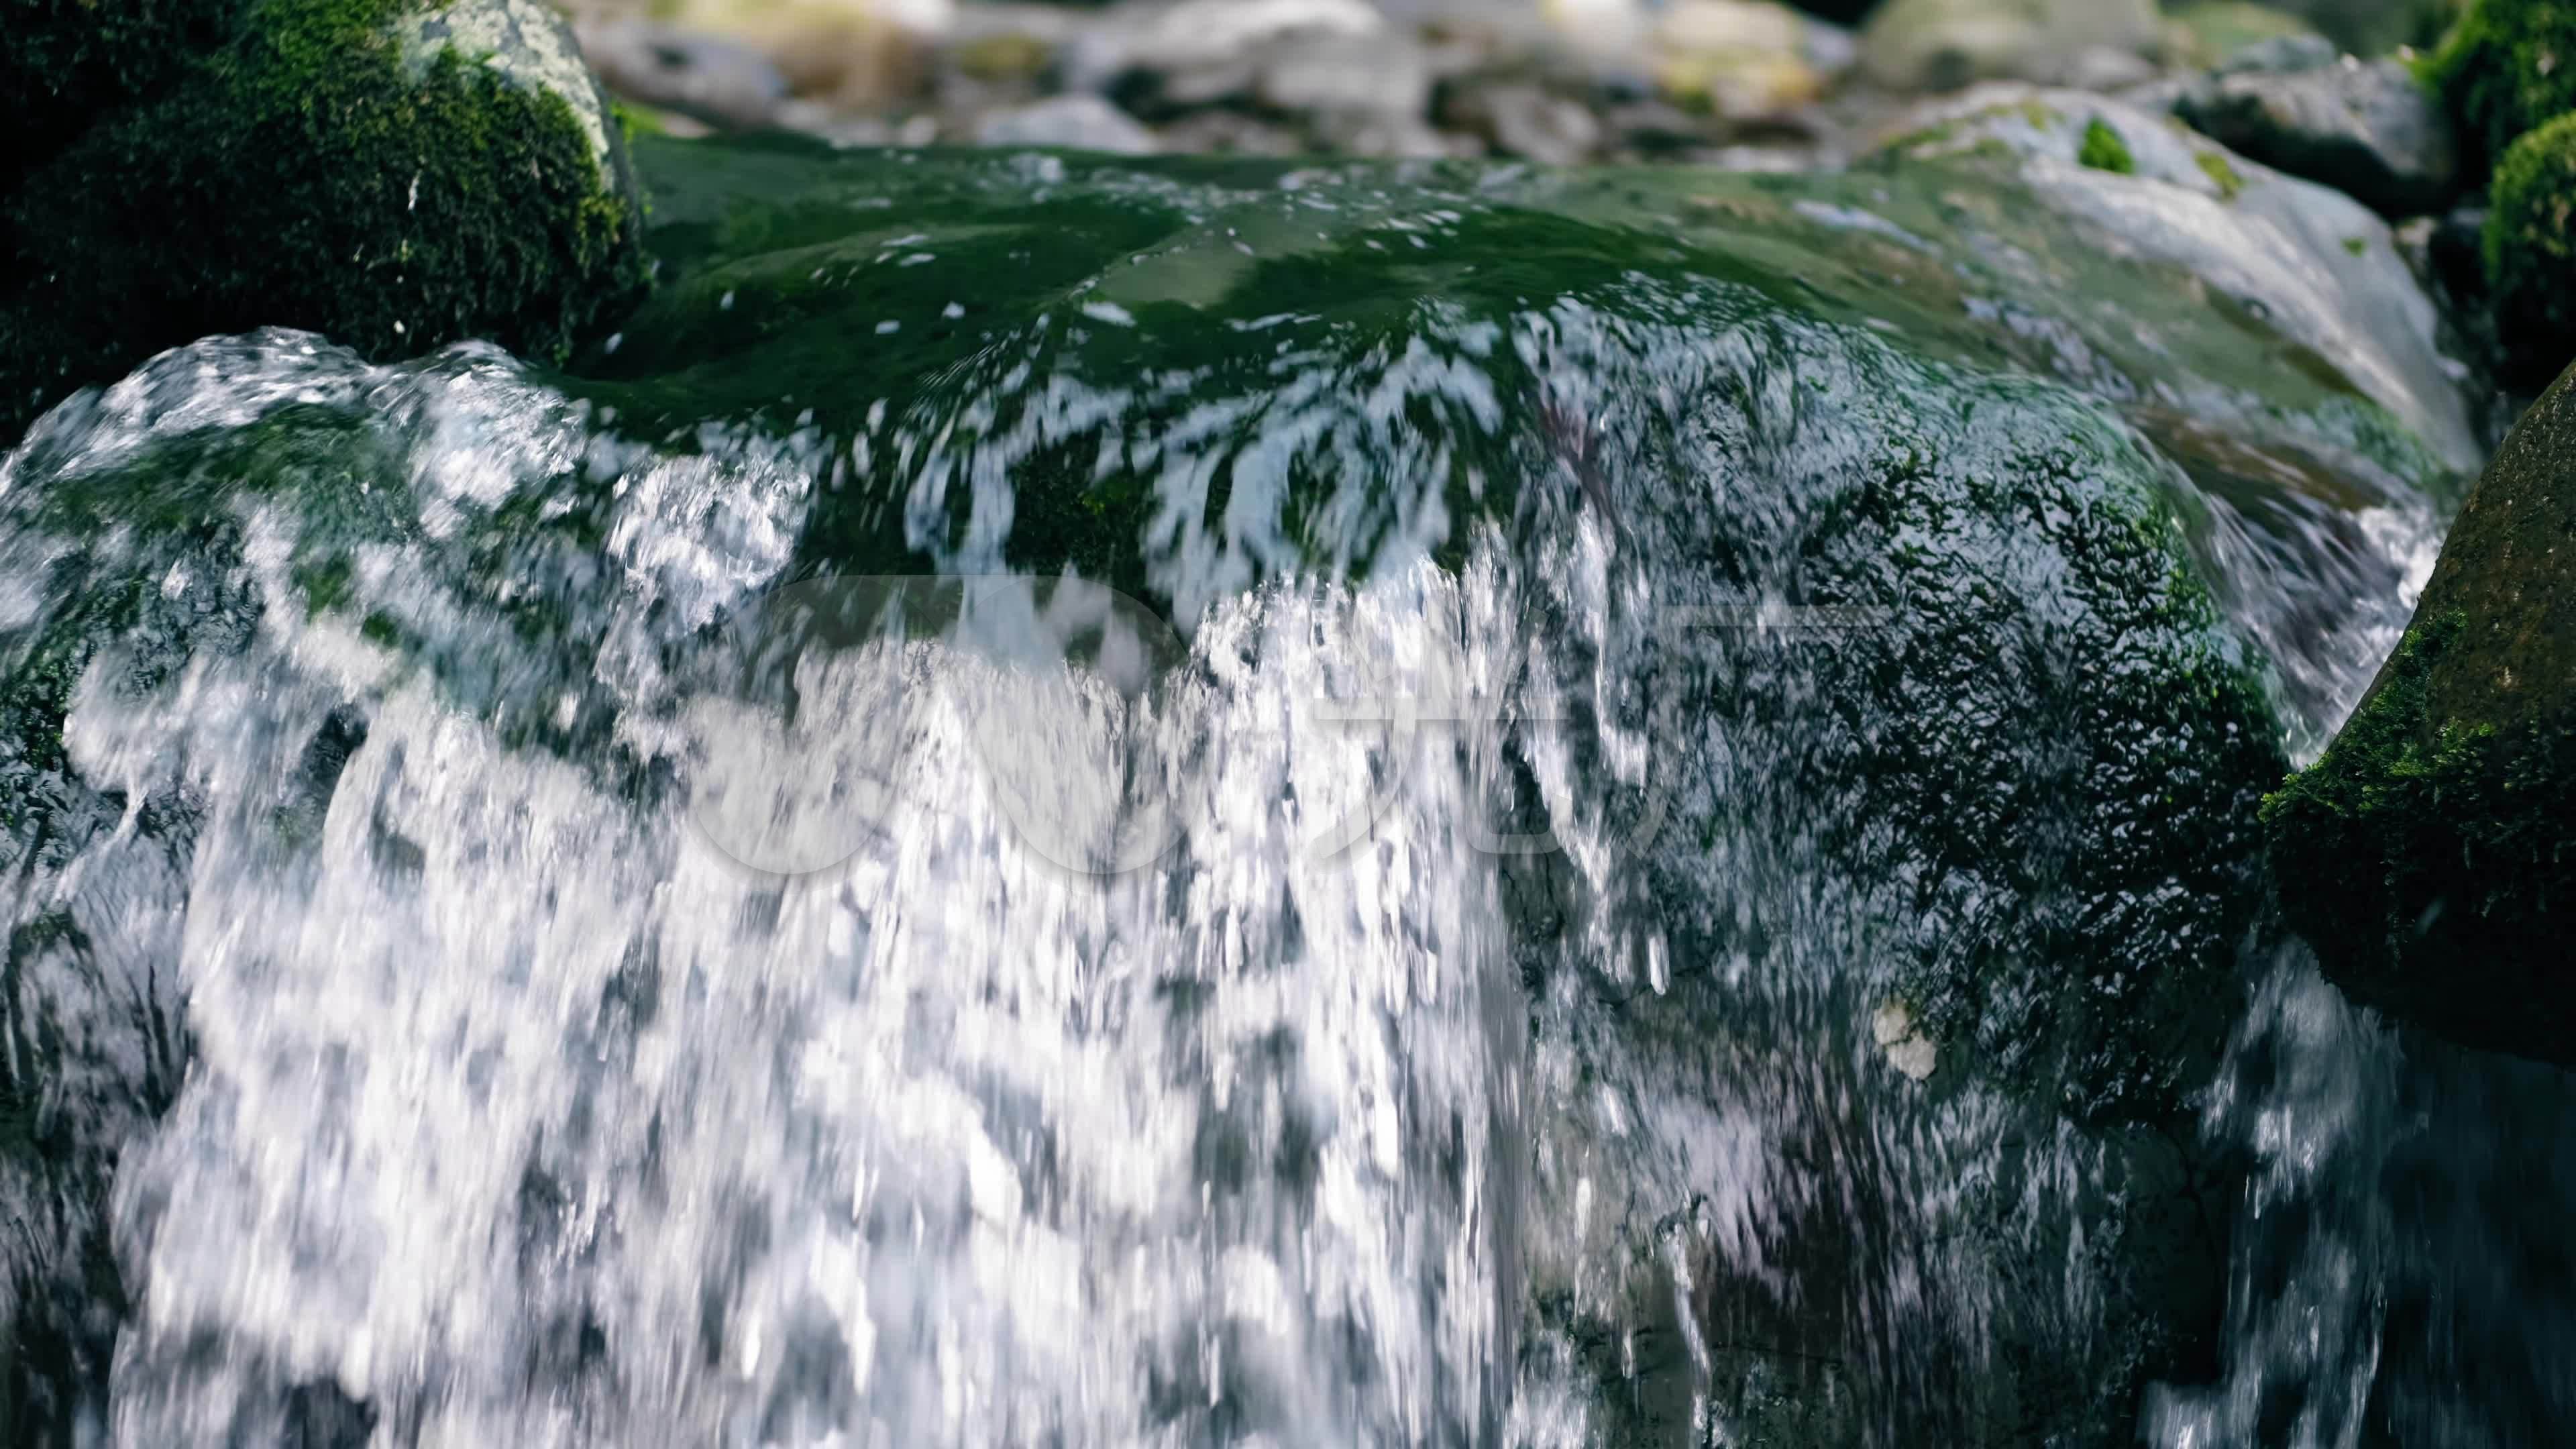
xmin=2 ymin=140 xmax=2561 ymax=1449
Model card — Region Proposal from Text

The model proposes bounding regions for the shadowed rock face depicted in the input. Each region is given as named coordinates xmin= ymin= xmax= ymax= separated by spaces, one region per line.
xmin=2269 ymin=362 xmax=2576 ymax=1067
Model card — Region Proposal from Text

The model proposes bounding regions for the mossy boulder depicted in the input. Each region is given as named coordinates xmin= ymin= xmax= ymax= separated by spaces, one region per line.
xmin=2484 ymin=111 xmax=2576 ymax=384
xmin=2267 ymin=360 xmax=2576 ymax=1067
xmin=0 ymin=123 xmax=2489 ymax=1444
xmin=0 ymin=0 xmax=647 ymax=439
xmin=2424 ymin=0 xmax=2576 ymax=172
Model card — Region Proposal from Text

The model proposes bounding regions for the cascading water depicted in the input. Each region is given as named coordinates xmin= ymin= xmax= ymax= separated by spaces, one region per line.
xmin=2144 ymin=954 xmax=2576 ymax=1449
xmin=1 ymin=140 xmax=2561 ymax=1449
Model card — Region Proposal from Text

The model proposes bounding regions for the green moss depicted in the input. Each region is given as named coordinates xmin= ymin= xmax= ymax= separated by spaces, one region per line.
xmin=2079 ymin=117 xmax=2136 ymax=175
xmin=2483 ymin=112 xmax=2576 ymax=382
xmin=2195 ymin=150 xmax=2246 ymax=199
xmin=2343 ymin=235 xmax=2369 ymax=256
xmin=2265 ymin=610 xmax=2576 ymax=1043
xmin=2424 ymin=0 xmax=2576 ymax=172
xmin=0 ymin=0 xmax=647 ymax=437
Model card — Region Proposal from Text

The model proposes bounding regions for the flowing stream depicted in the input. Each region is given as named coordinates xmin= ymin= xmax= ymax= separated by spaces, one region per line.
xmin=1 ymin=142 xmax=2569 ymax=1449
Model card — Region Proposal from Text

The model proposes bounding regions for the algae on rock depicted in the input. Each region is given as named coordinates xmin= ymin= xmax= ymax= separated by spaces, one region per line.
xmin=2079 ymin=115 xmax=2137 ymax=172
xmin=2267 ymin=360 xmax=2576 ymax=1067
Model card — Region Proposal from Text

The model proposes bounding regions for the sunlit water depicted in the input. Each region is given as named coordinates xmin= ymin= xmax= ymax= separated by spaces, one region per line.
xmin=0 ymin=264 xmax=2559 ymax=1449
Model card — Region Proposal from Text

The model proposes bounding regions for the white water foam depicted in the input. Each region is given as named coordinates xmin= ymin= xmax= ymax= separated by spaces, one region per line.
xmin=4 ymin=339 xmax=1540 ymax=1446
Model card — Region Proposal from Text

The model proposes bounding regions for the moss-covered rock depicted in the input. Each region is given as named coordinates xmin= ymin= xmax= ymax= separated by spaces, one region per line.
xmin=2424 ymin=0 xmax=2576 ymax=172
xmin=0 ymin=120 xmax=2490 ymax=1444
xmin=2267 ymin=360 xmax=2576 ymax=1067
xmin=0 ymin=0 xmax=647 ymax=439
xmin=2483 ymin=111 xmax=2576 ymax=384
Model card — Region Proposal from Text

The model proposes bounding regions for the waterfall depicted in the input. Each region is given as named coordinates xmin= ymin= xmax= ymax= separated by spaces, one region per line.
xmin=1 ymin=250 xmax=2551 ymax=1449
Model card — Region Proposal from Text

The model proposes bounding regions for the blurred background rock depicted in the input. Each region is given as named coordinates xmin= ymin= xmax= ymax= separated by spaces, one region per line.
xmin=564 ymin=0 xmax=2470 ymax=170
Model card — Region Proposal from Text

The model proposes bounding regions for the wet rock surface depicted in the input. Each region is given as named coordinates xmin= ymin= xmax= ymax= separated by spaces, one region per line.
xmin=3 ymin=107 xmax=2476 ymax=1440
xmin=4 ymin=0 xmax=2554 ymax=1445
xmin=2269 ymin=360 xmax=2576 ymax=1069
xmin=1875 ymin=86 xmax=2479 ymax=474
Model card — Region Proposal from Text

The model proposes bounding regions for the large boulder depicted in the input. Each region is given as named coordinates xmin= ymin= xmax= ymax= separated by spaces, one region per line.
xmin=0 ymin=0 xmax=649 ymax=439
xmin=2 ymin=107 xmax=2481 ymax=1442
xmin=2 ymin=213 xmax=2277 ymax=1449
xmin=2267 ymin=361 xmax=2576 ymax=1067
